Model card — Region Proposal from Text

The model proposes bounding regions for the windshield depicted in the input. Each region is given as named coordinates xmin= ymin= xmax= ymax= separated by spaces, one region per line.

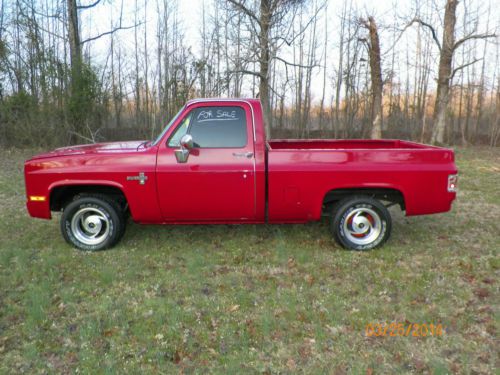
xmin=152 ymin=106 xmax=185 ymax=146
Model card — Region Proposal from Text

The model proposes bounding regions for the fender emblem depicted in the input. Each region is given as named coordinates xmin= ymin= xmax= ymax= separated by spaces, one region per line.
xmin=127 ymin=172 xmax=148 ymax=185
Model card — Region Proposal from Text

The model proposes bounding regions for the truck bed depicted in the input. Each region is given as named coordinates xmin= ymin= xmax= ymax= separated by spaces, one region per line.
xmin=266 ymin=139 xmax=456 ymax=222
xmin=268 ymin=139 xmax=437 ymax=150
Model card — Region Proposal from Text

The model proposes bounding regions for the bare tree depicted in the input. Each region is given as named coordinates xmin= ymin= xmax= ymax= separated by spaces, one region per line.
xmin=67 ymin=0 xmax=81 ymax=87
xmin=318 ymin=1 xmax=328 ymax=132
xmin=360 ymin=16 xmax=383 ymax=139
xmin=332 ymin=0 xmax=349 ymax=138
xmin=225 ymin=0 xmax=312 ymax=137
xmin=409 ymin=0 xmax=496 ymax=144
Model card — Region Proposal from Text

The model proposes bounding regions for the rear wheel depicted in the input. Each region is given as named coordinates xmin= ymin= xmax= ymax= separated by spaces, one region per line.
xmin=61 ymin=195 xmax=125 ymax=251
xmin=331 ymin=196 xmax=391 ymax=251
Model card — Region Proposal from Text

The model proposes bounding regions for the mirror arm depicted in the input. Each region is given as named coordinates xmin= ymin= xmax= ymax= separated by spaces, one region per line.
xmin=174 ymin=148 xmax=189 ymax=163
xmin=175 ymin=134 xmax=194 ymax=163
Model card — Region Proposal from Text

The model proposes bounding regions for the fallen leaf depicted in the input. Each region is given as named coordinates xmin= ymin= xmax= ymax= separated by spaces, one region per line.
xmin=477 ymin=352 xmax=490 ymax=363
xmin=272 ymin=330 xmax=283 ymax=340
xmin=333 ymin=365 xmax=348 ymax=375
xmin=286 ymin=358 xmax=297 ymax=370
xmin=246 ymin=319 xmax=257 ymax=337
xmin=393 ymin=352 xmax=402 ymax=363
xmin=486 ymin=323 xmax=496 ymax=336
xmin=298 ymin=344 xmax=311 ymax=359
xmin=173 ymin=350 xmax=182 ymax=364
xmin=478 ymin=305 xmax=492 ymax=313
xmin=305 ymin=274 xmax=315 ymax=285
xmin=450 ymin=362 xmax=461 ymax=374
xmin=474 ymin=288 xmax=490 ymax=299
xmin=462 ymin=273 xmax=476 ymax=283
xmin=65 ymin=352 xmax=78 ymax=364
xmin=413 ymin=357 xmax=426 ymax=371
xmin=228 ymin=304 xmax=240 ymax=312
xmin=103 ymin=328 xmax=117 ymax=337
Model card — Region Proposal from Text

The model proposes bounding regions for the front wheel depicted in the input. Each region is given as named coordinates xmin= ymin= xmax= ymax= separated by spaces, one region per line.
xmin=61 ymin=195 xmax=125 ymax=251
xmin=331 ymin=196 xmax=391 ymax=251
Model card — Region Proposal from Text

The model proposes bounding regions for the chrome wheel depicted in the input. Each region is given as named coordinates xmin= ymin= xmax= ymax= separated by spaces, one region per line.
xmin=70 ymin=207 xmax=110 ymax=246
xmin=342 ymin=207 xmax=382 ymax=246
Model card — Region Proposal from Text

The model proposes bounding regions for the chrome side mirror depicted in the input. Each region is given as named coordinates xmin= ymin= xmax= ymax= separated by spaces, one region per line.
xmin=175 ymin=134 xmax=193 ymax=163
xmin=180 ymin=134 xmax=193 ymax=150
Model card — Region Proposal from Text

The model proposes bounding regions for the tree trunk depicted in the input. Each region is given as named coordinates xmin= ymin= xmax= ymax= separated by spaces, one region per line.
xmin=318 ymin=2 xmax=328 ymax=133
xmin=66 ymin=0 xmax=86 ymax=135
xmin=134 ymin=0 xmax=140 ymax=122
xmin=334 ymin=0 xmax=347 ymax=138
xmin=492 ymin=78 xmax=500 ymax=147
xmin=67 ymin=0 xmax=81 ymax=83
xmin=431 ymin=0 xmax=458 ymax=145
xmin=364 ymin=16 xmax=383 ymax=139
xmin=259 ymin=0 xmax=272 ymax=138
xmin=143 ymin=0 xmax=149 ymax=130
xmin=473 ymin=37 xmax=488 ymax=144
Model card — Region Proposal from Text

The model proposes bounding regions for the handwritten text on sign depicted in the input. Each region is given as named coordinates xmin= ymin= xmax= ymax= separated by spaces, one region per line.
xmin=197 ymin=109 xmax=239 ymax=122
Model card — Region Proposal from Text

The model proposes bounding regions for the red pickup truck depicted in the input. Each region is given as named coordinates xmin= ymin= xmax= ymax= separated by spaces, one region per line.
xmin=24 ymin=98 xmax=458 ymax=251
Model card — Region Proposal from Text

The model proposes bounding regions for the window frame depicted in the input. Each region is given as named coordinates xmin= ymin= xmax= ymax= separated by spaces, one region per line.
xmin=166 ymin=104 xmax=249 ymax=149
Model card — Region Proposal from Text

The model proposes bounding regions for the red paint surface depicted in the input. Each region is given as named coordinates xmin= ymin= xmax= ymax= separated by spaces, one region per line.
xmin=24 ymin=99 xmax=457 ymax=224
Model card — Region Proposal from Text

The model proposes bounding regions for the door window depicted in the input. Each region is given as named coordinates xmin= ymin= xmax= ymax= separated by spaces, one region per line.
xmin=169 ymin=106 xmax=247 ymax=148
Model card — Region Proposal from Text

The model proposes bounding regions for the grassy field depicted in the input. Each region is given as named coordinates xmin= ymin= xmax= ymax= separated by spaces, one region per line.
xmin=0 ymin=147 xmax=498 ymax=374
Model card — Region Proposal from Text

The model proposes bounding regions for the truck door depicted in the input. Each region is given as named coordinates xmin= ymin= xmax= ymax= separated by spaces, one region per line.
xmin=156 ymin=103 xmax=256 ymax=221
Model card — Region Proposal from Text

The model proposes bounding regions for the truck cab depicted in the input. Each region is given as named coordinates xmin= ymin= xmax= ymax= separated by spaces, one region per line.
xmin=154 ymin=99 xmax=267 ymax=223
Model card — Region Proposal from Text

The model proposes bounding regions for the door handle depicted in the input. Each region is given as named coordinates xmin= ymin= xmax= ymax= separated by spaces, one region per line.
xmin=232 ymin=152 xmax=254 ymax=158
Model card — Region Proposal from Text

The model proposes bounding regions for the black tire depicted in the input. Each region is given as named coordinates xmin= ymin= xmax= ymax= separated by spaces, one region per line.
xmin=331 ymin=196 xmax=391 ymax=251
xmin=61 ymin=195 xmax=126 ymax=251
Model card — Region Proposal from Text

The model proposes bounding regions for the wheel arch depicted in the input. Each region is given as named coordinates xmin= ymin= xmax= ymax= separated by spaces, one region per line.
xmin=49 ymin=182 xmax=129 ymax=213
xmin=321 ymin=186 xmax=406 ymax=215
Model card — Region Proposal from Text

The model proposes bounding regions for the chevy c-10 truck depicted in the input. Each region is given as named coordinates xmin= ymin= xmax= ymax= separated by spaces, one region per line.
xmin=24 ymin=98 xmax=458 ymax=251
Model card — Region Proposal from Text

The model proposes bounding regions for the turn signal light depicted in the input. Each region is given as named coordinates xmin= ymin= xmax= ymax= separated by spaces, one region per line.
xmin=29 ymin=196 xmax=46 ymax=202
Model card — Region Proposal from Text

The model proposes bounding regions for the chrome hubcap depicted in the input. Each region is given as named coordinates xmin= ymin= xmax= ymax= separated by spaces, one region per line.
xmin=71 ymin=207 xmax=110 ymax=245
xmin=343 ymin=207 xmax=382 ymax=245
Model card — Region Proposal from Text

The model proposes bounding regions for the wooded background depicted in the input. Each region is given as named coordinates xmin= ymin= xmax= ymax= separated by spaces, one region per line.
xmin=0 ymin=0 xmax=498 ymax=147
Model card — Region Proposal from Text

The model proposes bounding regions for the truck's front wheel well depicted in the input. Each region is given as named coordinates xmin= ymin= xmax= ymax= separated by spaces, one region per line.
xmin=322 ymin=188 xmax=405 ymax=214
xmin=50 ymin=185 xmax=128 ymax=213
